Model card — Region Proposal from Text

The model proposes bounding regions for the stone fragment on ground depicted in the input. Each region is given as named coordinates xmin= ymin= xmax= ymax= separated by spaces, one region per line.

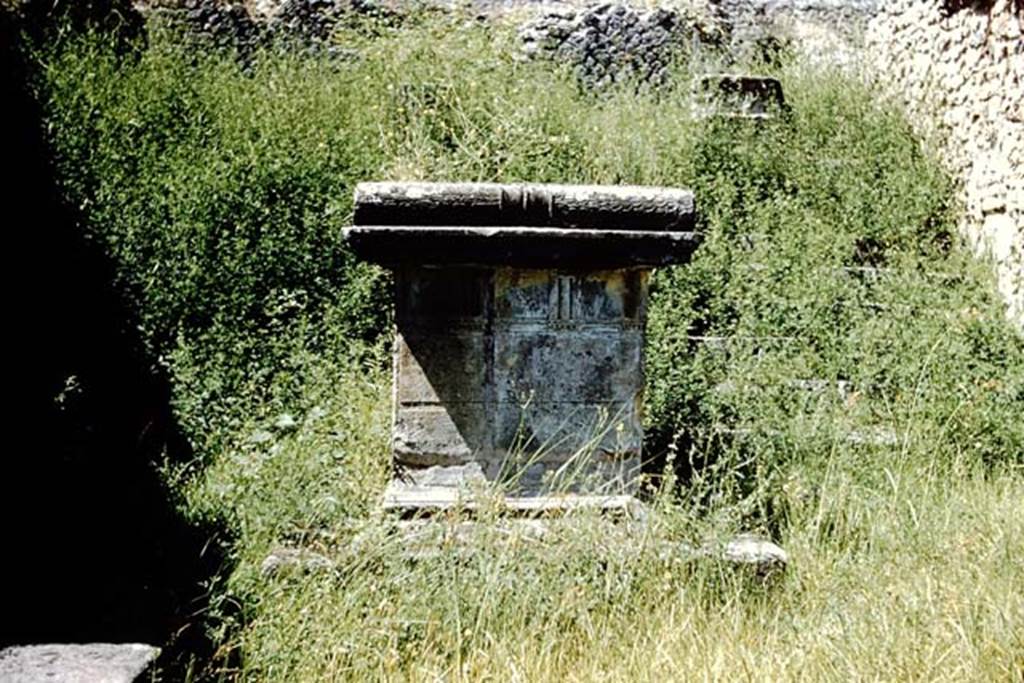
xmin=691 ymin=73 xmax=785 ymax=119
xmin=0 ymin=643 xmax=160 ymax=683
xmin=261 ymin=545 xmax=336 ymax=576
xmin=262 ymin=506 xmax=788 ymax=578
xmin=719 ymin=533 xmax=789 ymax=570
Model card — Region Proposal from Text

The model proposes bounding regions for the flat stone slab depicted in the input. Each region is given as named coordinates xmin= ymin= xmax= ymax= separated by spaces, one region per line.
xmin=262 ymin=518 xmax=788 ymax=578
xmin=0 ymin=644 xmax=160 ymax=683
xmin=344 ymin=225 xmax=701 ymax=268
xmin=353 ymin=182 xmax=696 ymax=230
xmin=382 ymin=484 xmax=648 ymax=518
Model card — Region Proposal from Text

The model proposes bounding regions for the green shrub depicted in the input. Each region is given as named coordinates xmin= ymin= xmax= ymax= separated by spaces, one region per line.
xmin=646 ymin=72 xmax=1023 ymax=508
xmin=39 ymin=28 xmax=394 ymax=454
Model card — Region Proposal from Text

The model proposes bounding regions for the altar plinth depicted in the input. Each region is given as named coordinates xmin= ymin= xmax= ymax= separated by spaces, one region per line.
xmin=344 ymin=182 xmax=700 ymax=509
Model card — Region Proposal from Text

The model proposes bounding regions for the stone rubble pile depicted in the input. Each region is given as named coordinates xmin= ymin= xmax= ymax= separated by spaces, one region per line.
xmin=866 ymin=0 xmax=1023 ymax=327
xmin=515 ymin=0 xmax=882 ymax=88
xmin=152 ymin=0 xmax=391 ymax=55
xmin=518 ymin=3 xmax=720 ymax=88
xmin=175 ymin=0 xmax=261 ymax=49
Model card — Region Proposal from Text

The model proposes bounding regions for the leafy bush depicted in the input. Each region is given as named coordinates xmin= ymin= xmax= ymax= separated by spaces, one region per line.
xmin=646 ymin=72 xmax=1023 ymax=516
xmin=39 ymin=27 xmax=394 ymax=454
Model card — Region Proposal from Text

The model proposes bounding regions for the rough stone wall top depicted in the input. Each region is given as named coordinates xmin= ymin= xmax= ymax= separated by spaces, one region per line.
xmin=516 ymin=0 xmax=880 ymax=87
xmin=518 ymin=3 xmax=718 ymax=88
xmin=705 ymin=0 xmax=879 ymax=64
xmin=141 ymin=0 xmax=387 ymax=58
xmin=706 ymin=0 xmax=878 ymax=39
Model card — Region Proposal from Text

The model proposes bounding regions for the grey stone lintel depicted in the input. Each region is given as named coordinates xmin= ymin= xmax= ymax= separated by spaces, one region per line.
xmin=343 ymin=225 xmax=702 ymax=269
xmin=352 ymin=182 xmax=696 ymax=230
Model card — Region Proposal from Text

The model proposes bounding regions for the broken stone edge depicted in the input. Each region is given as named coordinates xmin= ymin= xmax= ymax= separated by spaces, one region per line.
xmin=262 ymin=521 xmax=789 ymax=579
xmin=0 ymin=643 xmax=161 ymax=683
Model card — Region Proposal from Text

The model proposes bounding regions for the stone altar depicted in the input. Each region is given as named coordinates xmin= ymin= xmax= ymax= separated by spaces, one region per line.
xmin=344 ymin=182 xmax=700 ymax=509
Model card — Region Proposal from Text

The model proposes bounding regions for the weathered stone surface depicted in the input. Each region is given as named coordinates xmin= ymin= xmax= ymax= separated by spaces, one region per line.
xmin=392 ymin=462 xmax=491 ymax=490
xmin=718 ymin=533 xmax=789 ymax=571
xmin=261 ymin=546 xmax=335 ymax=576
xmin=348 ymin=224 xmax=700 ymax=266
xmin=344 ymin=226 xmax=702 ymax=268
xmin=389 ymin=265 xmax=648 ymax=492
xmin=262 ymin=516 xmax=788 ymax=581
xmin=706 ymin=0 xmax=879 ymax=65
xmin=692 ymin=73 xmax=786 ymax=119
xmin=0 ymin=643 xmax=160 ymax=683
xmin=347 ymin=183 xmax=700 ymax=268
xmin=347 ymin=182 xmax=699 ymax=499
xmin=518 ymin=3 xmax=720 ymax=89
xmin=393 ymin=402 xmax=491 ymax=466
xmin=381 ymin=486 xmax=647 ymax=515
xmin=353 ymin=182 xmax=697 ymax=230
xmin=513 ymin=0 xmax=882 ymax=81
xmin=142 ymin=0 xmax=382 ymax=60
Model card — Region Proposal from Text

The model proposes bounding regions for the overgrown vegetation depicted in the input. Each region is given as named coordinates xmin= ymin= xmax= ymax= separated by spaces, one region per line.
xmin=31 ymin=9 xmax=1024 ymax=680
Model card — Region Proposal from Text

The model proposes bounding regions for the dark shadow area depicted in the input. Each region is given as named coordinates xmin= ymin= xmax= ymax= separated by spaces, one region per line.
xmin=2 ymin=7 xmax=234 ymax=677
xmin=941 ymin=0 xmax=1022 ymax=16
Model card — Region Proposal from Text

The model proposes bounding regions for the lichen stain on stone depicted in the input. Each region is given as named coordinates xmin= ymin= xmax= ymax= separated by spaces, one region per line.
xmin=601 ymin=271 xmax=626 ymax=298
xmin=495 ymin=269 xmax=551 ymax=320
xmin=499 ymin=269 xmax=551 ymax=291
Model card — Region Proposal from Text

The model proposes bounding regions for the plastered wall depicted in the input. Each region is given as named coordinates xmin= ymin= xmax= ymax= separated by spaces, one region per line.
xmin=866 ymin=0 xmax=1023 ymax=327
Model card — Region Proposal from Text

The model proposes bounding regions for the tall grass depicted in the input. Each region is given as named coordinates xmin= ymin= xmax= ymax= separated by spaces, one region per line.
xmin=34 ymin=10 xmax=1024 ymax=680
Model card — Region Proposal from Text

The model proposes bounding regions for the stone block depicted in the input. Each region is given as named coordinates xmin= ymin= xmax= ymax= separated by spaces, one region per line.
xmin=393 ymin=403 xmax=491 ymax=467
xmin=0 ymin=644 xmax=159 ymax=683
xmin=692 ymin=74 xmax=786 ymax=120
xmin=394 ymin=332 xmax=488 ymax=404
xmin=493 ymin=331 xmax=643 ymax=404
xmin=347 ymin=182 xmax=700 ymax=501
xmin=494 ymin=398 xmax=642 ymax=457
